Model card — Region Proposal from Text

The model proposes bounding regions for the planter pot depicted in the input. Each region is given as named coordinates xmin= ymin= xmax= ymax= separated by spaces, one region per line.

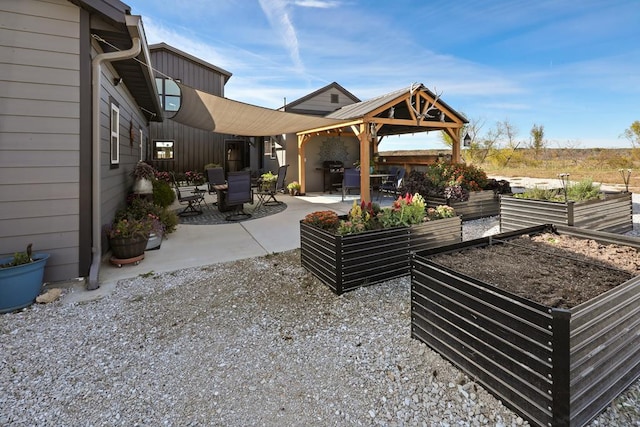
xmin=145 ymin=231 xmax=163 ymax=251
xmin=427 ymin=191 xmax=499 ymax=221
xmin=300 ymin=216 xmax=462 ymax=295
xmin=411 ymin=224 xmax=640 ymax=426
xmin=0 ymin=253 xmax=50 ymax=313
xmin=133 ymin=178 xmax=153 ymax=195
xmin=500 ymin=192 xmax=633 ymax=234
xmin=109 ymin=236 xmax=148 ymax=259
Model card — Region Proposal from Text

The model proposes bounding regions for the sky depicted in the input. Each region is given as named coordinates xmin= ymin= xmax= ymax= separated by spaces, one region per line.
xmin=126 ymin=0 xmax=640 ymax=150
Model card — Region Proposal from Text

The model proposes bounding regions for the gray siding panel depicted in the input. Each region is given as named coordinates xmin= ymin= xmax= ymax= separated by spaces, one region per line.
xmin=149 ymin=47 xmax=229 ymax=173
xmin=0 ymin=0 xmax=80 ymax=282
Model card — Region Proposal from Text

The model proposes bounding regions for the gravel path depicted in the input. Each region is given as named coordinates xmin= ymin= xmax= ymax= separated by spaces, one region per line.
xmin=1 ymin=213 xmax=639 ymax=426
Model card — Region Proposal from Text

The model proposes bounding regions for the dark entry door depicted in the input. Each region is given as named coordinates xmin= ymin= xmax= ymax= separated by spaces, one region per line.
xmin=225 ymin=140 xmax=248 ymax=172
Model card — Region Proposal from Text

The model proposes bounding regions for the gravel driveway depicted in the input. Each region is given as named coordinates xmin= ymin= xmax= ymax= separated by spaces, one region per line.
xmin=1 ymin=216 xmax=639 ymax=426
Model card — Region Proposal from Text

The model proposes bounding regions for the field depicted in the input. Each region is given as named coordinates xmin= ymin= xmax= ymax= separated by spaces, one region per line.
xmin=470 ymin=148 xmax=640 ymax=192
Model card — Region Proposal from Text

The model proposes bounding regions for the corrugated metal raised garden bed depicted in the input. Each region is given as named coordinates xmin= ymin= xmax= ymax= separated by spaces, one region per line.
xmin=427 ymin=190 xmax=500 ymax=221
xmin=500 ymin=192 xmax=633 ymax=234
xmin=411 ymin=224 xmax=640 ymax=426
xmin=300 ymin=216 xmax=462 ymax=295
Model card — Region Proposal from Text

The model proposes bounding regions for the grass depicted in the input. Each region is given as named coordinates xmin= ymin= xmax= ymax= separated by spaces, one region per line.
xmin=468 ymin=148 xmax=640 ymax=192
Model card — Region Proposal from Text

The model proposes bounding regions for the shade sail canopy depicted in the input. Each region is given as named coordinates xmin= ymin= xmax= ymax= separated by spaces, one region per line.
xmin=172 ymin=83 xmax=348 ymax=136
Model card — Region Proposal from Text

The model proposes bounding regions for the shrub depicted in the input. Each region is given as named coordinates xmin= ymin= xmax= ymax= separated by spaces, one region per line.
xmin=153 ymin=180 xmax=176 ymax=208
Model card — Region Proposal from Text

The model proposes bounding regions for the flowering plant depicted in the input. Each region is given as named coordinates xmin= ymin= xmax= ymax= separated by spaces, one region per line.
xmin=130 ymin=161 xmax=157 ymax=180
xmin=155 ymin=171 xmax=172 ymax=183
xmin=337 ymin=201 xmax=381 ymax=235
xmin=302 ymin=210 xmax=340 ymax=231
xmin=185 ymin=170 xmax=205 ymax=185
xmin=378 ymin=193 xmax=426 ymax=228
xmin=426 ymin=205 xmax=456 ymax=220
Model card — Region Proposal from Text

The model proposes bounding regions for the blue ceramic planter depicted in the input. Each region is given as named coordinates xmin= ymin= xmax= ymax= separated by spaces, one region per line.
xmin=0 ymin=253 xmax=50 ymax=313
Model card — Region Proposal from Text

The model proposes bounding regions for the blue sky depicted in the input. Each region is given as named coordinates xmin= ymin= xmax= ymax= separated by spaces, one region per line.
xmin=127 ymin=0 xmax=640 ymax=150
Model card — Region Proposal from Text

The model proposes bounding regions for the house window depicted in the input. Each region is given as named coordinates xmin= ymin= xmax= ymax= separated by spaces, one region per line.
xmin=153 ymin=140 xmax=174 ymax=160
xmin=110 ymin=103 xmax=119 ymax=165
xmin=331 ymin=94 xmax=339 ymax=103
xmin=155 ymin=78 xmax=181 ymax=112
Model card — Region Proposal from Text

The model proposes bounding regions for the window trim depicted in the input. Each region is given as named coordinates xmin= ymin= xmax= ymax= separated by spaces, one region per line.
xmin=110 ymin=103 xmax=120 ymax=165
xmin=152 ymin=139 xmax=175 ymax=160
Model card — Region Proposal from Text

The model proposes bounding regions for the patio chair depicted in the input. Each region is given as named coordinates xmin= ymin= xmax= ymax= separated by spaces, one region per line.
xmin=224 ymin=170 xmax=253 ymax=221
xmin=171 ymin=173 xmax=204 ymax=216
xmin=342 ymin=168 xmax=361 ymax=201
xmin=206 ymin=167 xmax=226 ymax=206
xmin=256 ymin=165 xmax=288 ymax=207
xmin=379 ymin=167 xmax=405 ymax=199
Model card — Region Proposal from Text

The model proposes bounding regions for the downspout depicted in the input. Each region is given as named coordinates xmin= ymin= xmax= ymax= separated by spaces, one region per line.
xmin=87 ymin=37 xmax=141 ymax=290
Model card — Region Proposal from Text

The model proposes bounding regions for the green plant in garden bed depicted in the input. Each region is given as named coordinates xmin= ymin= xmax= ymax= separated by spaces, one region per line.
xmin=515 ymin=178 xmax=601 ymax=202
xmin=404 ymin=162 xmax=509 ymax=202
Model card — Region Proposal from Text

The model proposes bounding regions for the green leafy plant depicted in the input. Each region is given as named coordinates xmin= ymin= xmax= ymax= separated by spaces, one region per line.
xmin=152 ymin=180 xmax=176 ymax=208
xmin=515 ymin=179 xmax=601 ymax=202
xmin=1 ymin=244 xmax=33 ymax=268
xmin=566 ymin=178 xmax=601 ymax=201
xmin=287 ymin=181 xmax=301 ymax=191
xmin=104 ymin=216 xmax=154 ymax=240
xmin=378 ymin=193 xmax=427 ymax=228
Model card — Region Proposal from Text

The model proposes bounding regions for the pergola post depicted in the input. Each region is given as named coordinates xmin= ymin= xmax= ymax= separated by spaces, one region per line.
xmin=297 ymin=134 xmax=308 ymax=194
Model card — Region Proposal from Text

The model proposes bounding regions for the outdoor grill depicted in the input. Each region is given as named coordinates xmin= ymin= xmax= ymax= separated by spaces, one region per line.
xmin=320 ymin=160 xmax=344 ymax=193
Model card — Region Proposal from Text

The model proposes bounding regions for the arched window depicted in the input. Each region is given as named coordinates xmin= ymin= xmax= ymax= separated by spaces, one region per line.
xmin=155 ymin=78 xmax=181 ymax=112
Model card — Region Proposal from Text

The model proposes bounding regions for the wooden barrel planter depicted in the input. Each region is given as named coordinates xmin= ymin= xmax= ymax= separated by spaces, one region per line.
xmin=427 ymin=191 xmax=499 ymax=221
xmin=500 ymin=192 xmax=633 ymax=234
xmin=410 ymin=224 xmax=640 ymax=427
xmin=300 ymin=216 xmax=462 ymax=295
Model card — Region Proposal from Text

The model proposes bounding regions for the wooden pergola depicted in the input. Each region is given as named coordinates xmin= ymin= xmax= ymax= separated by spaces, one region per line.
xmin=296 ymin=84 xmax=468 ymax=202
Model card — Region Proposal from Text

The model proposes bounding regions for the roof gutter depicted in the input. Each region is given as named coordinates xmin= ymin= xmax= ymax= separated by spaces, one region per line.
xmin=87 ymin=15 xmax=143 ymax=290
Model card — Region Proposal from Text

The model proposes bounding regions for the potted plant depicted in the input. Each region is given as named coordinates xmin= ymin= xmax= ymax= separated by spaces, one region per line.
xmin=286 ymin=181 xmax=301 ymax=196
xmin=120 ymin=198 xmax=176 ymax=250
xmin=259 ymin=171 xmax=278 ymax=191
xmin=131 ymin=161 xmax=156 ymax=195
xmin=104 ymin=214 xmax=156 ymax=266
xmin=300 ymin=194 xmax=462 ymax=294
xmin=0 ymin=244 xmax=50 ymax=313
xmin=184 ymin=170 xmax=205 ymax=186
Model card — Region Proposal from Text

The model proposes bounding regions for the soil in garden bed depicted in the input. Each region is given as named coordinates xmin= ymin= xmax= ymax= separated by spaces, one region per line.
xmin=428 ymin=233 xmax=640 ymax=308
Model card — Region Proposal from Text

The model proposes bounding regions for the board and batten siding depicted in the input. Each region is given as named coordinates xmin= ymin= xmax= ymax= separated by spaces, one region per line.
xmin=0 ymin=0 xmax=81 ymax=282
xmin=149 ymin=48 xmax=228 ymax=173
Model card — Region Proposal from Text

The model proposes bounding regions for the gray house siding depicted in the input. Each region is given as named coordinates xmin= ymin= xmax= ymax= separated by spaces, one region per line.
xmin=96 ymin=57 xmax=152 ymax=253
xmin=0 ymin=0 xmax=82 ymax=281
xmin=149 ymin=45 xmax=247 ymax=174
xmin=282 ymin=84 xmax=360 ymax=189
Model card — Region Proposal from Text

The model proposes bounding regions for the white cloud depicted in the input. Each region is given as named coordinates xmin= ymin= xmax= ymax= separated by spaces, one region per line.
xmin=258 ymin=0 xmax=304 ymax=73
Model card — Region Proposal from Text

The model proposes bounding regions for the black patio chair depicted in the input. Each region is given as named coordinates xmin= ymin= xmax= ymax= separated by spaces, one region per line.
xmin=171 ymin=173 xmax=204 ymax=216
xmin=342 ymin=168 xmax=360 ymax=201
xmin=379 ymin=167 xmax=406 ymax=199
xmin=256 ymin=165 xmax=288 ymax=207
xmin=206 ymin=167 xmax=226 ymax=206
xmin=224 ymin=170 xmax=253 ymax=221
